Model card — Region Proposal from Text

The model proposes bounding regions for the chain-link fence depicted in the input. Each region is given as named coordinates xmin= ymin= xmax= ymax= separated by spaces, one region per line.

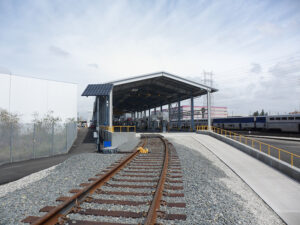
xmin=0 ymin=122 xmax=77 ymax=165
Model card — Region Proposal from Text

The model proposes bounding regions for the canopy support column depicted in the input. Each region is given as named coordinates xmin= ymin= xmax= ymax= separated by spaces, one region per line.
xmin=148 ymin=109 xmax=151 ymax=130
xmin=207 ymin=90 xmax=211 ymax=130
xmin=96 ymin=96 xmax=101 ymax=152
xmin=96 ymin=97 xmax=100 ymax=127
xmin=191 ymin=96 xmax=194 ymax=131
xmin=101 ymin=96 xmax=104 ymax=125
xmin=178 ymin=100 xmax=181 ymax=129
xmin=104 ymin=96 xmax=109 ymax=126
xmin=109 ymin=89 xmax=113 ymax=129
xmin=168 ymin=104 xmax=171 ymax=131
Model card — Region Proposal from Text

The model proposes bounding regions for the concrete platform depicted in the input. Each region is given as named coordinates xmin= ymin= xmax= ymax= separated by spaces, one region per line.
xmin=189 ymin=133 xmax=300 ymax=225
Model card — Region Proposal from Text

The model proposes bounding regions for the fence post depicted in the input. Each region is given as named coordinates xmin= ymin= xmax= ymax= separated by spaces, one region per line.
xmin=10 ymin=123 xmax=13 ymax=163
xmin=33 ymin=123 xmax=36 ymax=159
xmin=72 ymin=123 xmax=75 ymax=143
xmin=259 ymin=143 xmax=261 ymax=151
xmin=66 ymin=123 xmax=68 ymax=152
xmin=51 ymin=122 xmax=54 ymax=155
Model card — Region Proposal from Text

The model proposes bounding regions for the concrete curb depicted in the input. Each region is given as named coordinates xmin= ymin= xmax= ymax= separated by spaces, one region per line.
xmin=100 ymin=129 xmax=137 ymax=147
xmin=196 ymin=131 xmax=300 ymax=182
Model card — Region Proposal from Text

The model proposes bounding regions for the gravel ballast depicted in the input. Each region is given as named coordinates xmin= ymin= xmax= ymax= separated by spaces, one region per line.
xmin=163 ymin=134 xmax=284 ymax=225
xmin=0 ymin=153 xmax=123 ymax=225
xmin=0 ymin=133 xmax=285 ymax=225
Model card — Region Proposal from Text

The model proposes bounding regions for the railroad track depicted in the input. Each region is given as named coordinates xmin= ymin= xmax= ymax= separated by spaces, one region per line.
xmin=22 ymin=134 xmax=186 ymax=225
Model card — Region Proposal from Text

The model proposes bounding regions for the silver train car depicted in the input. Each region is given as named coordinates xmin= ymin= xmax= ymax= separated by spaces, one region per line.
xmin=166 ymin=114 xmax=300 ymax=133
xmin=212 ymin=114 xmax=300 ymax=133
xmin=266 ymin=114 xmax=300 ymax=132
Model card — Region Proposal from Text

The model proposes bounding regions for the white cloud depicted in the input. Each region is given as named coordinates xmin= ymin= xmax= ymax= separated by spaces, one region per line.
xmin=250 ymin=63 xmax=262 ymax=74
xmin=258 ymin=22 xmax=281 ymax=36
xmin=87 ymin=63 xmax=99 ymax=69
xmin=49 ymin=46 xmax=70 ymax=57
xmin=0 ymin=0 xmax=300 ymax=117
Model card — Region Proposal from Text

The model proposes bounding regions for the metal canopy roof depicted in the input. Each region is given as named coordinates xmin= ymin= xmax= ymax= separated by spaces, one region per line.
xmin=82 ymin=71 xmax=218 ymax=113
xmin=82 ymin=83 xmax=113 ymax=96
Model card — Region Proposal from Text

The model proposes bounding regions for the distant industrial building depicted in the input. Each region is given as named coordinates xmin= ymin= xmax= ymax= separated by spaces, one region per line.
xmin=179 ymin=105 xmax=228 ymax=119
xmin=163 ymin=105 xmax=227 ymax=121
xmin=289 ymin=111 xmax=300 ymax=115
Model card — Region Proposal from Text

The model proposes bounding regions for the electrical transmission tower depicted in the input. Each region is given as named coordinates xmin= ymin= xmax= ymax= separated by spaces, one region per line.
xmin=202 ymin=71 xmax=214 ymax=116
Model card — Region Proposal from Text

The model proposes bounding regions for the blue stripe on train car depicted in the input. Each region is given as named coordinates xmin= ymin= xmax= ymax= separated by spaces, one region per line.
xmin=256 ymin=116 xmax=266 ymax=123
xmin=213 ymin=117 xmax=254 ymax=123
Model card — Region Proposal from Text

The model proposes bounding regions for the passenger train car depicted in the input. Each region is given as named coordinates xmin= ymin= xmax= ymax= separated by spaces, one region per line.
xmin=212 ymin=114 xmax=300 ymax=133
xmin=212 ymin=116 xmax=266 ymax=130
xmin=266 ymin=115 xmax=300 ymax=132
xmin=168 ymin=114 xmax=300 ymax=133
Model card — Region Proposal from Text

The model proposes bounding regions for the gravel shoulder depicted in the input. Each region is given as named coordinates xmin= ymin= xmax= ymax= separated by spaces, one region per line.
xmin=0 ymin=153 xmax=123 ymax=225
xmin=164 ymin=134 xmax=284 ymax=225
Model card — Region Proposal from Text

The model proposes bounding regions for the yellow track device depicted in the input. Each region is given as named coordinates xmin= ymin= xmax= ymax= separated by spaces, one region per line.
xmin=137 ymin=147 xmax=149 ymax=154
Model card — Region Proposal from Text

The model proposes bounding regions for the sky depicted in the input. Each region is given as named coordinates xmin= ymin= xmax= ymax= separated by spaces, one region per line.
xmin=0 ymin=0 xmax=300 ymax=118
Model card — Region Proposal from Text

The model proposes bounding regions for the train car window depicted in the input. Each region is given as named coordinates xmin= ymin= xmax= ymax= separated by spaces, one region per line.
xmin=288 ymin=117 xmax=294 ymax=120
xmin=295 ymin=117 xmax=300 ymax=120
xmin=275 ymin=118 xmax=281 ymax=120
xmin=281 ymin=117 xmax=287 ymax=120
xmin=270 ymin=117 xmax=274 ymax=120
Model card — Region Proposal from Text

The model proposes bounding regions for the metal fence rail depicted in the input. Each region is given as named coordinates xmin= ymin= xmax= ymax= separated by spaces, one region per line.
xmin=0 ymin=122 xmax=77 ymax=165
xmin=100 ymin=125 xmax=136 ymax=133
xmin=196 ymin=125 xmax=300 ymax=168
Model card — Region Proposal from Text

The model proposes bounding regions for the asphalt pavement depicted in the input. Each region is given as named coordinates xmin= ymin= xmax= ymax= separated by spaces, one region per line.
xmin=236 ymin=136 xmax=300 ymax=167
xmin=253 ymin=137 xmax=300 ymax=156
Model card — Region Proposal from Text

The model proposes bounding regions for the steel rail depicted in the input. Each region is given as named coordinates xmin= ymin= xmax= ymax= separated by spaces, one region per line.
xmin=144 ymin=137 xmax=169 ymax=225
xmin=30 ymin=139 xmax=147 ymax=225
